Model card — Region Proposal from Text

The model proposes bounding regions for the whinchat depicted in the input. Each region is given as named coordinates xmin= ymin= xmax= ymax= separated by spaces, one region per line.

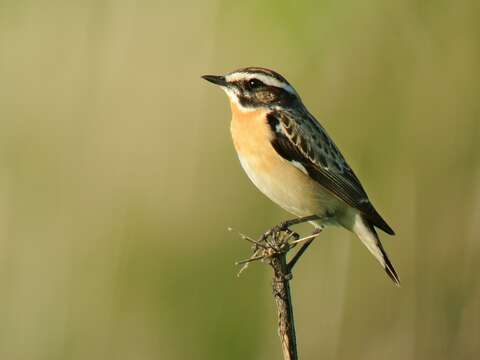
xmin=202 ymin=67 xmax=399 ymax=285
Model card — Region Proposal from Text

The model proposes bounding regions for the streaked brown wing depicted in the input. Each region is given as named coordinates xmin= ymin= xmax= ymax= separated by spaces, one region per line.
xmin=267 ymin=110 xmax=394 ymax=235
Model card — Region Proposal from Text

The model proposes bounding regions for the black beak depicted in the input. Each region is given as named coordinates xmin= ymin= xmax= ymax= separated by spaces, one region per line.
xmin=201 ymin=74 xmax=228 ymax=87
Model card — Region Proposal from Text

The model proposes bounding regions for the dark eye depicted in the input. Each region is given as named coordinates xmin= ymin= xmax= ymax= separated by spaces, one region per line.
xmin=246 ymin=78 xmax=263 ymax=90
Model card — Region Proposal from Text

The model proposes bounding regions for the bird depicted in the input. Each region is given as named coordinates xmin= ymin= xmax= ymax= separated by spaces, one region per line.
xmin=202 ymin=67 xmax=399 ymax=286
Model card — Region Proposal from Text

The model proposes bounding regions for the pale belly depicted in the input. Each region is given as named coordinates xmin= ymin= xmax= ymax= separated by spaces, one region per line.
xmin=237 ymin=151 xmax=342 ymax=219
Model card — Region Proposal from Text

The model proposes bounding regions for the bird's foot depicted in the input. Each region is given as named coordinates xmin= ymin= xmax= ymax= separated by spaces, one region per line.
xmin=235 ymin=227 xmax=294 ymax=276
xmin=235 ymin=216 xmax=320 ymax=276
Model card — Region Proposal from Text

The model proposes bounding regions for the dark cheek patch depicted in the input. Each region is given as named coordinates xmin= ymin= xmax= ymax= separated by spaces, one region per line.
xmin=255 ymin=91 xmax=277 ymax=103
xmin=238 ymin=93 xmax=256 ymax=108
xmin=237 ymin=85 xmax=297 ymax=108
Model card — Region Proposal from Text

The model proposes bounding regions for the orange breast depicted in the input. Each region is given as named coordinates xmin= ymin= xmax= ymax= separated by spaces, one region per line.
xmin=229 ymin=102 xmax=272 ymax=156
xmin=228 ymin=100 xmax=339 ymax=217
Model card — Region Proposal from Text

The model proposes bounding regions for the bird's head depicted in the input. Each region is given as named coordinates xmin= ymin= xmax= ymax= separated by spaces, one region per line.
xmin=202 ymin=67 xmax=301 ymax=112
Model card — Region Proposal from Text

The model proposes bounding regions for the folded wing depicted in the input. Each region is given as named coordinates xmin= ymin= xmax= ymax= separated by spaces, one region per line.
xmin=267 ymin=110 xmax=395 ymax=235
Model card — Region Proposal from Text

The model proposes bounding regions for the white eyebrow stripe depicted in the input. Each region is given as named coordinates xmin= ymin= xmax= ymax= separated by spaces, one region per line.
xmin=226 ymin=72 xmax=296 ymax=94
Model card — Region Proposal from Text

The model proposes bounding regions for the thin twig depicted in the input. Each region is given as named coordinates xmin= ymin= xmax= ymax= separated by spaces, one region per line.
xmin=239 ymin=233 xmax=268 ymax=249
xmin=291 ymin=232 xmax=321 ymax=244
xmin=235 ymin=254 xmax=265 ymax=266
xmin=288 ymin=228 xmax=323 ymax=272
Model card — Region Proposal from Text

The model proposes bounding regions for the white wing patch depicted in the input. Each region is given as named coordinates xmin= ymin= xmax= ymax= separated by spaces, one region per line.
xmin=290 ymin=160 xmax=308 ymax=175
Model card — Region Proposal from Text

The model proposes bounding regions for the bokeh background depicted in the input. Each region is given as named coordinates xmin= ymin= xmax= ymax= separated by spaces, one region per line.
xmin=1 ymin=0 xmax=479 ymax=359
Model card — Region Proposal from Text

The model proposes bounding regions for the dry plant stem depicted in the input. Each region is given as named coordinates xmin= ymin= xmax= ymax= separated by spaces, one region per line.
xmin=269 ymin=249 xmax=298 ymax=360
xmin=288 ymin=228 xmax=323 ymax=271
xmin=287 ymin=239 xmax=314 ymax=272
xmin=236 ymin=215 xmax=321 ymax=359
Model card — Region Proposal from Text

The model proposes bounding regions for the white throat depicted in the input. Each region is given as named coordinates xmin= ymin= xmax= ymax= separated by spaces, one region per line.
xmin=222 ymin=87 xmax=256 ymax=113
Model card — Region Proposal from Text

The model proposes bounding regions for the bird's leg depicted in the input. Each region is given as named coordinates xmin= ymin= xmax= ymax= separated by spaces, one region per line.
xmin=278 ymin=215 xmax=320 ymax=231
xmin=264 ymin=214 xmax=319 ymax=250
xmin=287 ymin=227 xmax=323 ymax=271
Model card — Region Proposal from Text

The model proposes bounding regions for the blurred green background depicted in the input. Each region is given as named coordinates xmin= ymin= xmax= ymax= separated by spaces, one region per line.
xmin=0 ymin=0 xmax=479 ymax=359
